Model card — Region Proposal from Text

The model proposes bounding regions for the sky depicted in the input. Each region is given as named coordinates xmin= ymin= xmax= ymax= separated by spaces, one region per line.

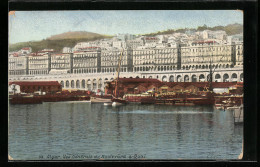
xmin=9 ymin=10 xmax=243 ymax=44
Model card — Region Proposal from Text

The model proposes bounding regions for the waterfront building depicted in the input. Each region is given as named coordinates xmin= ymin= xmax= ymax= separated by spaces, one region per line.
xmin=9 ymin=81 xmax=62 ymax=93
xmin=235 ymin=43 xmax=243 ymax=68
xmin=8 ymin=55 xmax=28 ymax=76
xmin=101 ymin=49 xmax=131 ymax=73
xmin=181 ymin=44 xmax=236 ymax=71
xmin=9 ymin=42 xmax=244 ymax=93
xmin=50 ymin=53 xmax=72 ymax=74
xmin=132 ymin=47 xmax=178 ymax=72
xmin=28 ymin=54 xmax=50 ymax=75
xmin=9 ymin=43 xmax=243 ymax=77
xmin=72 ymin=48 xmax=101 ymax=74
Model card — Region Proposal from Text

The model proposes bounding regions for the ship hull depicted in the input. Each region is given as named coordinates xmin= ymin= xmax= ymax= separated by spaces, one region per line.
xmin=112 ymin=102 xmax=124 ymax=106
xmin=9 ymin=95 xmax=90 ymax=105
xmin=111 ymin=98 xmax=127 ymax=106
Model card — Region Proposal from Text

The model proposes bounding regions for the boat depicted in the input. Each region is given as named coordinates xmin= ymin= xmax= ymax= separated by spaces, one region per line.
xmin=110 ymin=49 xmax=127 ymax=106
xmin=140 ymin=96 xmax=156 ymax=104
xmin=9 ymin=92 xmax=91 ymax=105
xmin=111 ymin=97 xmax=127 ymax=106
xmin=9 ymin=95 xmax=42 ymax=104
xmin=112 ymin=102 xmax=124 ymax=106
xmin=50 ymin=100 xmax=91 ymax=103
xmin=91 ymin=97 xmax=112 ymax=104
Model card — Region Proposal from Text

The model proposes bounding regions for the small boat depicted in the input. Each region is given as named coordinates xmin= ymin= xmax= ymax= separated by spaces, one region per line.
xmin=112 ymin=102 xmax=123 ymax=106
xmin=111 ymin=98 xmax=127 ymax=106
xmin=91 ymin=97 xmax=112 ymax=104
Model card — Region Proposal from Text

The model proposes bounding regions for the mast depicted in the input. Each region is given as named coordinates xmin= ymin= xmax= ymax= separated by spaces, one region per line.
xmin=208 ymin=54 xmax=213 ymax=91
xmin=114 ymin=49 xmax=124 ymax=98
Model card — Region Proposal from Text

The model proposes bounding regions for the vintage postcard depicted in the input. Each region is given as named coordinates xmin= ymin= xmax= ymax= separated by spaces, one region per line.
xmin=8 ymin=10 xmax=243 ymax=160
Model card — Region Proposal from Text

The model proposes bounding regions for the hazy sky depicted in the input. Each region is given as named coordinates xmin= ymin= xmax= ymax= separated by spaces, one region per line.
xmin=9 ymin=10 xmax=243 ymax=44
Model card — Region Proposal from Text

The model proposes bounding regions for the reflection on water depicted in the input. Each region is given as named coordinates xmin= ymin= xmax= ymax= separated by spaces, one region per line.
xmin=8 ymin=103 xmax=243 ymax=160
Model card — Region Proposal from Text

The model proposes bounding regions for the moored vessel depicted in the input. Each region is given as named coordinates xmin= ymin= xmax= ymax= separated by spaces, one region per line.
xmin=9 ymin=93 xmax=91 ymax=105
xmin=111 ymin=49 xmax=128 ymax=107
xmin=111 ymin=97 xmax=127 ymax=106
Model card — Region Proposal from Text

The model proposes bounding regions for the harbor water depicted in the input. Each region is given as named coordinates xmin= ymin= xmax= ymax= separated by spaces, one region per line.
xmin=8 ymin=102 xmax=243 ymax=160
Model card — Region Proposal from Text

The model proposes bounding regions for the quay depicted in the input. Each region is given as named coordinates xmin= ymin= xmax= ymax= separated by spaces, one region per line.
xmin=8 ymin=68 xmax=243 ymax=93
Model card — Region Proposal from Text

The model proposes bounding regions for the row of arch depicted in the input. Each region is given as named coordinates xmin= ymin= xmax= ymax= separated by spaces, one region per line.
xmin=133 ymin=64 xmax=238 ymax=72
xmin=181 ymin=64 xmax=235 ymax=70
xmin=11 ymin=63 xmax=243 ymax=76
xmin=134 ymin=66 xmax=177 ymax=72
xmin=60 ymin=78 xmax=115 ymax=90
xmin=59 ymin=72 xmax=243 ymax=91
xmin=160 ymin=73 xmax=243 ymax=82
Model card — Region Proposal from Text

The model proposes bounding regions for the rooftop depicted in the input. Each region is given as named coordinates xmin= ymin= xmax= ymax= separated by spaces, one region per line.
xmin=9 ymin=81 xmax=61 ymax=86
xmin=114 ymin=78 xmax=243 ymax=88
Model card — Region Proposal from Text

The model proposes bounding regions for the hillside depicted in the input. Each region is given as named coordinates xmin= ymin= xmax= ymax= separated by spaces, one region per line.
xmin=9 ymin=24 xmax=243 ymax=53
xmin=143 ymin=23 xmax=243 ymax=36
xmin=9 ymin=31 xmax=112 ymax=52
xmin=46 ymin=31 xmax=106 ymax=40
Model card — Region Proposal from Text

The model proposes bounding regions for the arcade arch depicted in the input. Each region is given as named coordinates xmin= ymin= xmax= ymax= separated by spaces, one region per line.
xmin=231 ymin=73 xmax=238 ymax=82
xmin=223 ymin=74 xmax=229 ymax=82
xmin=82 ymin=80 xmax=85 ymax=88
xmin=240 ymin=73 xmax=243 ymax=81
xmin=191 ymin=75 xmax=197 ymax=82
xmin=71 ymin=80 xmax=75 ymax=88
xmin=177 ymin=75 xmax=182 ymax=82
xmin=66 ymin=80 xmax=69 ymax=88
xmin=184 ymin=75 xmax=189 ymax=82
xmin=215 ymin=74 xmax=221 ymax=82
xmin=169 ymin=75 xmax=174 ymax=82
xmin=60 ymin=81 xmax=64 ymax=88
xmin=162 ymin=76 xmax=167 ymax=82
xmin=76 ymin=80 xmax=80 ymax=88
xmin=199 ymin=74 xmax=205 ymax=82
